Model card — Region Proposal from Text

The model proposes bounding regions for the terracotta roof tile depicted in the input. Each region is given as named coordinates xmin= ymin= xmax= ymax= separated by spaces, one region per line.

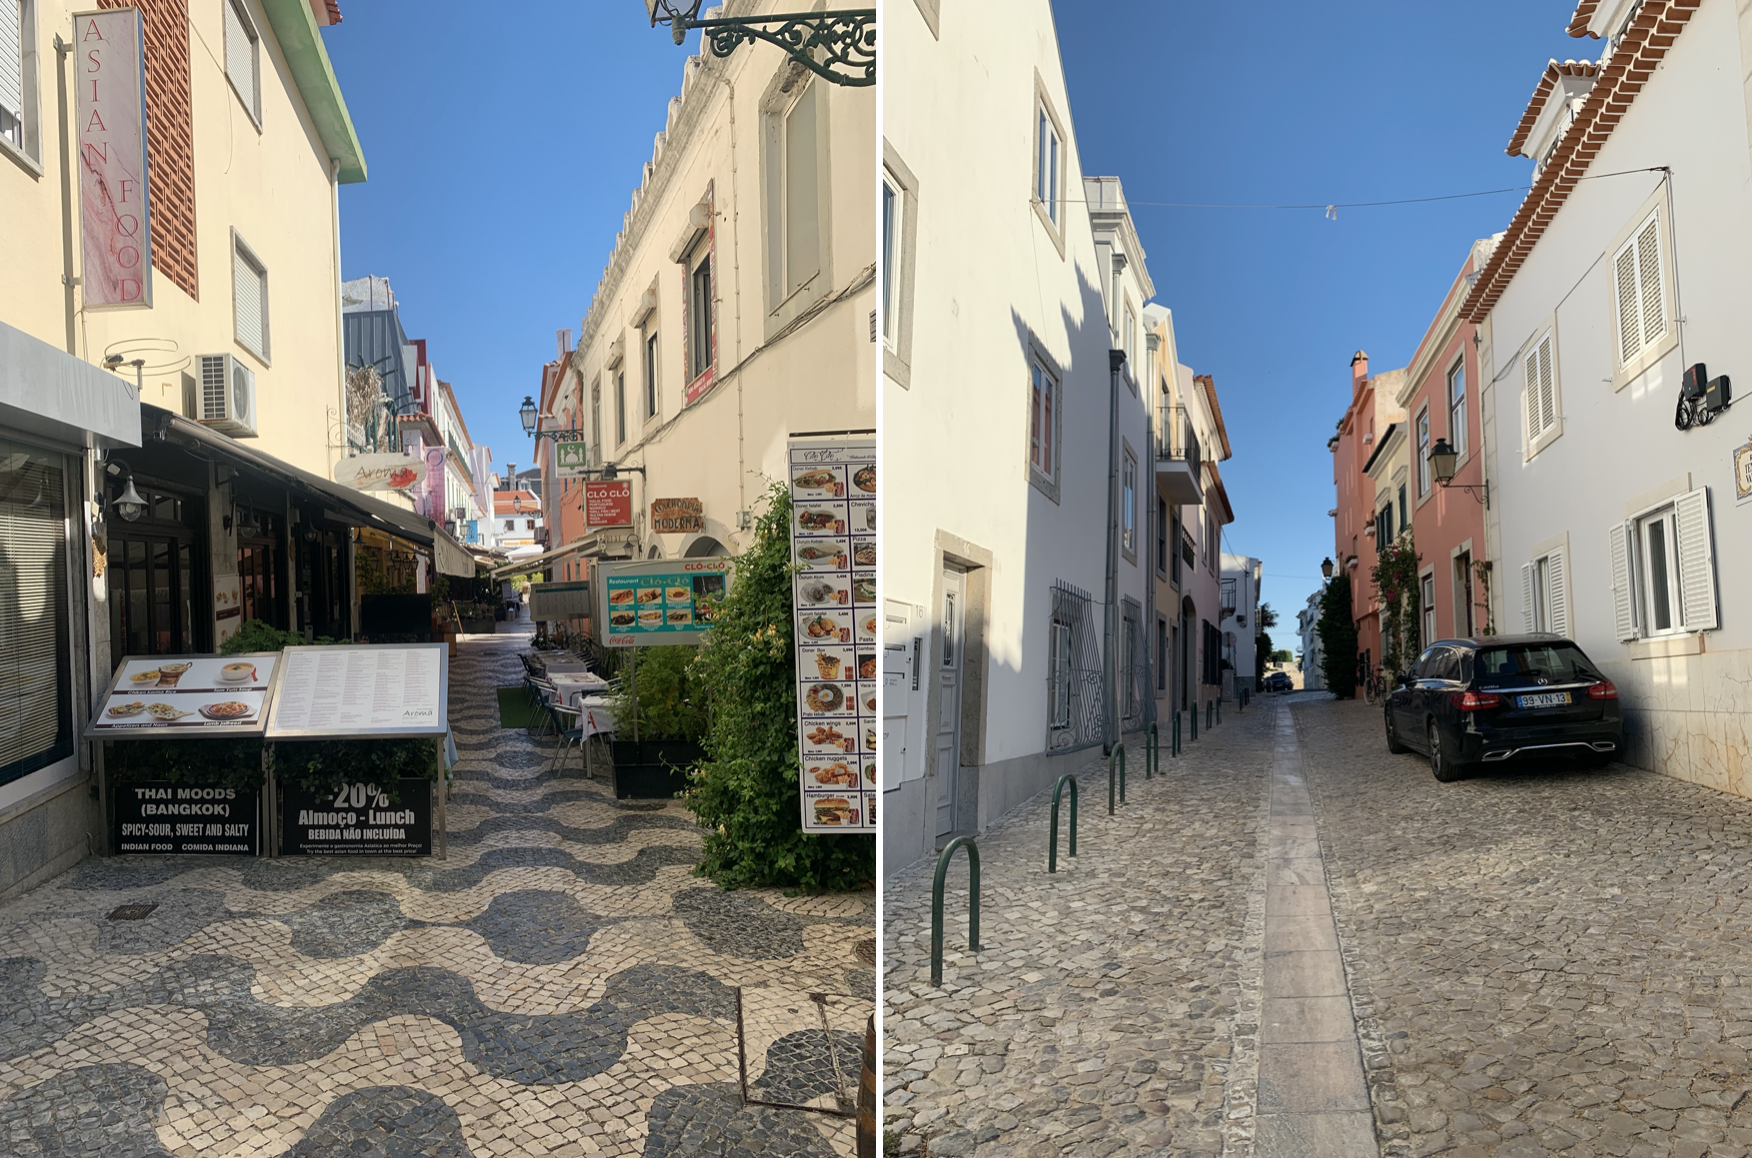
xmin=1568 ymin=0 xmax=1601 ymax=37
xmin=1505 ymin=59 xmax=1600 ymax=156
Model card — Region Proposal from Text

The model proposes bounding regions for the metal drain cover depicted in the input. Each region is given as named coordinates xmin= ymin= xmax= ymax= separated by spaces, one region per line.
xmin=107 ymin=904 xmax=158 ymax=921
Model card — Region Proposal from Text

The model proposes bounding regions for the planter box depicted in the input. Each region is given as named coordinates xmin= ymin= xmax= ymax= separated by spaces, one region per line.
xmin=609 ymin=739 xmax=704 ymax=800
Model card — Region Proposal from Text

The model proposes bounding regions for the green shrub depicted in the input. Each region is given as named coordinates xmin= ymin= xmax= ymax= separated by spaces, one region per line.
xmin=1317 ymin=574 xmax=1359 ymax=699
xmin=106 ymin=736 xmax=265 ymax=795
xmin=684 ymin=482 xmax=874 ymax=893
xmin=270 ymin=737 xmax=437 ymax=804
xmin=220 ymin=619 xmax=343 ymax=655
xmin=612 ymin=644 xmax=706 ymax=743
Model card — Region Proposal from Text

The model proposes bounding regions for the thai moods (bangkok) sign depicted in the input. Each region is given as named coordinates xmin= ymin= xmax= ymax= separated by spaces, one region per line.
xmin=74 ymin=8 xmax=153 ymax=309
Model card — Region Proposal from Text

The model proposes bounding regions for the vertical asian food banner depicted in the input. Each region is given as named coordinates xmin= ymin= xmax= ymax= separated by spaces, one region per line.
xmin=790 ymin=437 xmax=876 ymax=833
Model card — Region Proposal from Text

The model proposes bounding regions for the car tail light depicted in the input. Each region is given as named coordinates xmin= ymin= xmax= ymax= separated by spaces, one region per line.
xmin=1455 ymin=690 xmax=1503 ymax=711
xmin=1587 ymin=680 xmax=1618 ymax=700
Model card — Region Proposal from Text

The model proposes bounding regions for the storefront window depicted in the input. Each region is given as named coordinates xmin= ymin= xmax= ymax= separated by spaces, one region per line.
xmin=109 ymin=480 xmax=205 ymax=664
xmin=0 ymin=439 xmax=73 ymax=786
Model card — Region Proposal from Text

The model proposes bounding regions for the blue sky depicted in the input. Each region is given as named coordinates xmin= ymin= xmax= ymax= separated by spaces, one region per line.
xmin=1050 ymin=0 xmax=1583 ymax=648
xmin=323 ymin=4 xmax=693 ymax=480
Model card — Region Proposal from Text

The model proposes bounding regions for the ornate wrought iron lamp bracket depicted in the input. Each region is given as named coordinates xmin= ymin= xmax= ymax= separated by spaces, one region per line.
xmin=653 ymin=7 xmax=876 ymax=87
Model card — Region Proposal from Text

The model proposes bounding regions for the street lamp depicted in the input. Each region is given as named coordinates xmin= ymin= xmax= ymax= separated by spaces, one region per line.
xmin=1320 ymin=557 xmax=1334 ymax=580
xmin=1429 ymin=437 xmax=1489 ymax=508
xmin=643 ymin=1 xmax=876 ymax=87
xmin=113 ymin=477 xmax=146 ymax=522
xmin=512 ymin=494 xmax=524 ymax=514
xmin=519 ymin=396 xmax=538 ymax=434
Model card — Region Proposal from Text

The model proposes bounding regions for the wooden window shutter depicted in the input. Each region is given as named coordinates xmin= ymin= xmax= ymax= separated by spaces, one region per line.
xmin=1545 ymin=548 xmax=1568 ymax=639
xmin=1521 ymin=562 xmax=1536 ymax=633
xmin=1608 ymin=522 xmax=1637 ymax=641
xmin=1673 ymin=487 xmax=1718 ymax=632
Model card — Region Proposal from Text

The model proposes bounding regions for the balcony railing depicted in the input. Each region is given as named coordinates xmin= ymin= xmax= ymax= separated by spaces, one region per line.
xmin=1157 ymin=403 xmax=1201 ymax=478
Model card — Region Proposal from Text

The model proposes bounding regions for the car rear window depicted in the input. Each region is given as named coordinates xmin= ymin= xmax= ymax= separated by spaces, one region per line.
xmin=1474 ymin=643 xmax=1600 ymax=688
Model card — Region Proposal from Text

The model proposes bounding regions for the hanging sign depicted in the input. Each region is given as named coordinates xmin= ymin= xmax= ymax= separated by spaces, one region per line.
xmin=789 ymin=437 xmax=876 ymax=834
xmin=555 ymin=441 xmax=591 ymax=478
xmin=74 ymin=7 xmax=153 ymax=309
xmin=594 ymin=557 xmax=729 ymax=647
xmin=334 ymin=453 xmax=427 ymax=492
xmin=86 ymin=653 xmax=281 ymax=738
xmin=1734 ymin=434 xmax=1752 ymax=505
xmin=584 ymin=479 xmax=633 ymax=529
xmin=650 ymin=497 xmax=704 ymax=534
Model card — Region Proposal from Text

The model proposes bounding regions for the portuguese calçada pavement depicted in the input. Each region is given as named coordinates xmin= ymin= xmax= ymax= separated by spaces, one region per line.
xmin=0 ymin=627 xmax=874 ymax=1157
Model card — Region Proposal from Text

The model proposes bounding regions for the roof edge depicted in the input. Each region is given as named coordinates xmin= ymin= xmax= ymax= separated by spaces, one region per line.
xmin=261 ymin=0 xmax=367 ymax=183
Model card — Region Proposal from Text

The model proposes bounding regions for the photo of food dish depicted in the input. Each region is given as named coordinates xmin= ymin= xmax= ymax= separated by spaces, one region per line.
xmin=803 ymin=614 xmax=842 ymax=640
xmin=810 ymin=762 xmax=859 ymax=787
xmin=814 ymin=653 xmax=841 ymax=679
xmin=804 ymin=683 xmax=844 ymax=713
xmin=866 ymin=727 xmax=876 ymax=752
xmin=853 ymin=578 xmax=876 ymax=604
xmin=812 ymin=796 xmax=857 ymax=826
xmin=156 ymin=662 xmax=191 ymax=687
xmin=799 ymin=580 xmax=845 ymax=606
xmin=797 ymin=508 xmax=841 ymax=532
xmin=609 ymin=589 xmax=636 ymax=605
xmin=198 ymin=701 xmax=254 ymax=721
xmin=611 ymin=610 xmax=636 ymax=627
xmin=638 ymin=609 xmax=663 ymax=626
xmin=796 ymin=542 xmax=844 ymax=566
xmin=863 ymin=505 xmax=875 ymax=529
xmin=665 ymin=586 xmax=691 ymax=602
xmin=805 ymin=723 xmax=856 ymax=752
xmin=107 ymin=701 xmax=146 ymax=717
xmin=793 ymin=468 xmax=838 ymax=490
xmin=128 ymin=670 xmax=161 ymax=685
xmin=864 ymin=693 xmax=876 ymax=712
xmin=147 ymin=703 xmax=193 ymax=720
xmin=853 ymin=541 xmax=875 ymax=567
xmin=637 ymin=588 xmax=663 ymax=603
xmin=862 ymin=615 xmax=877 ymax=637
xmin=217 ymin=662 xmax=256 ymax=684
xmin=853 ymin=465 xmax=875 ymax=493
xmin=666 ymin=609 xmax=692 ymax=625
xmin=864 ymin=762 xmax=876 ymax=786
xmin=858 ymin=654 xmax=877 ymax=680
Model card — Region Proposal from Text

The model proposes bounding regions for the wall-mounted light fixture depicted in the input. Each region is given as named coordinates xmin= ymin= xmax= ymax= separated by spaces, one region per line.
xmin=1429 ymin=437 xmax=1488 ymax=508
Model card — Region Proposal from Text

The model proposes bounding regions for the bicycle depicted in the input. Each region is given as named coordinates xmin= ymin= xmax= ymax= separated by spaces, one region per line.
xmin=1361 ymin=666 xmax=1387 ymax=706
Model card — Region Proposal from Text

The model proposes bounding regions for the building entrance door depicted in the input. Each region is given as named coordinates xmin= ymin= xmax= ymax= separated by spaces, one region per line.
xmin=934 ymin=567 xmax=964 ymax=840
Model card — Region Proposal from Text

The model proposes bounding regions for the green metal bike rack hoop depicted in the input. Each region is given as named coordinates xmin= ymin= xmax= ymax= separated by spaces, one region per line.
xmin=1048 ymin=774 xmax=1077 ymax=873
xmin=1108 ymin=744 xmax=1126 ymax=814
xmin=930 ymin=836 xmax=981 ymax=987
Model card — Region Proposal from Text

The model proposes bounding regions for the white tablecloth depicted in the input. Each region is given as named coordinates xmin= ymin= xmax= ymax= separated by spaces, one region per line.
xmin=577 ymin=697 xmax=616 ymax=738
xmin=549 ymin=674 xmax=611 ymax=703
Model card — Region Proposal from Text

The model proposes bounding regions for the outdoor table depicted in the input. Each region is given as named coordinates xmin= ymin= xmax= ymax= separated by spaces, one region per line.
xmin=542 ymin=662 xmax=591 ymax=675
xmin=549 ymin=673 xmax=610 ymax=703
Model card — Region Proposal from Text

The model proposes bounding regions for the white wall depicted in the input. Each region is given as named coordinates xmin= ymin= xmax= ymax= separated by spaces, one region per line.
xmin=1486 ymin=0 xmax=1752 ymax=791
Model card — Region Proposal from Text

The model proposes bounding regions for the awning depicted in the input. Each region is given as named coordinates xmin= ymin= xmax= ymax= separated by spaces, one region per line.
xmin=490 ymin=537 xmax=590 ymax=579
xmin=1 ymin=318 xmax=141 ymax=449
xmin=147 ymin=404 xmax=478 ymax=576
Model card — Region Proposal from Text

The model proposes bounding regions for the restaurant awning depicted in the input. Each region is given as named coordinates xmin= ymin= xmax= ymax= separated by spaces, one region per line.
xmin=146 ymin=404 xmax=478 ymax=577
xmin=490 ymin=537 xmax=590 ymax=579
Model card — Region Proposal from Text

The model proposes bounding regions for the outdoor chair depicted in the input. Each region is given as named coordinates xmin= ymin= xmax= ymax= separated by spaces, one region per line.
xmin=546 ymin=702 xmax=585 ymax=774
xmin=527 ymin=679 xmax=559 ymax=735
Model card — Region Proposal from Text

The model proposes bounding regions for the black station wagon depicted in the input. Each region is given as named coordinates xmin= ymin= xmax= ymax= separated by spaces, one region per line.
xmin=1383 ymin=634 xmax=1624 ymax=781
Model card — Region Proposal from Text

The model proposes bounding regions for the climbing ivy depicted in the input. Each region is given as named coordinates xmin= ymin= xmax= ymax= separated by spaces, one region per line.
xmin=1371 ymin=532 xmax=1424 ymax=676
xmin=684 ymin=482 xmax=874 ymax=893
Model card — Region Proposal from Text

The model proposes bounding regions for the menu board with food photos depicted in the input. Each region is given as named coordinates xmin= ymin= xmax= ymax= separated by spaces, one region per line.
xmin=86 ymin=654 xmax=283 ymax=738
xmin=790 ymin=437 xmax=877 ymax=833
xmin=594 ymin=558 xmax=731 ymax=647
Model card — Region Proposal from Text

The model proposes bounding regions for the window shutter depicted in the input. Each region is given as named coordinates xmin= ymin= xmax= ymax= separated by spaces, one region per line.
xmin=1609 ymin=521 xmax=1637 ymax=641
xmin=1673 ymin=486 xmax=1718 ymax=632
xmin=234 ymin=247 xmax=264 ymax=356
xmin=1521 ymin=562 xmax=1536 ymax=633
xmin=1537 ymin=336 xmax=1555 ymax=435
xmin=224 ymin=1 xmax=257 ymax=119
xmin=1545 ymin=548 xmax=1568 ymax=639
xmin=1614 ymin=240 xmax=1641 ymax=366
xmin=1636 ymin=214 xmax=1665 ymax=345
xmin=0 ymin=0 xmax=23 ymax=120
xmin=1524 ymin=349 xmax=1540 ymax=447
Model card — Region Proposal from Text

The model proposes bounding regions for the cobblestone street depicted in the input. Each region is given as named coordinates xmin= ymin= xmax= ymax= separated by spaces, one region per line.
xmin=885 ymin=694 xmax=1752 ymax=1158
xmin=0 ymin=631 xmax=873 ymax=1157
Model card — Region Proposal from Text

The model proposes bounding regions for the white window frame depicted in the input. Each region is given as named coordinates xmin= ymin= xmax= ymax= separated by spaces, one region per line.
xmin=615 ymin=369 xmax=626 ymax=447
xmin=1521 ymin=544 xmax=1569 ymax=638
xmin=1610 ymin=488 xmax=1716 ymax=641
xmin=882 ymin=141 xmax=921 ymax=388
xmin=642 ymin=328 xmax=659 ymax=423
xmin=1446 ymin=354 xmax=1467 ymax=459
xmin=1523 ymin=324 xmax=1562 ymax=459
xmin=1415 ymin=407 xmax=1431 ymax=498
xmin=761 ymin=72 xmax=831 ymax=334
xmin=231 ymin=229 xmax=270 ymax=364
xmin=0 ymin=0 xmax=41 ymax=169
xmin=1608 ymin=197 xmax=1678 ymax=391
xmin=1030 ymin=72 xmax=1067 ymax=258
xmin=1027 ymin=347 xmax=1061 ymax=503
xmin=1420 ymin=570 xmax=1437 ymax=648
xmin=1121 ymin=446 xmax=1137 ymax=561
xmin=223 ymin=0 xmax=262 ymax=128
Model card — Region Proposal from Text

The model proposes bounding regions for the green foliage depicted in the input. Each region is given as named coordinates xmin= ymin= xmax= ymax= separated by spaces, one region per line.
xmin=1317 ymin=574 xmax=1359 ymax=699
xmin=613 ymin=645 xmax=706 ymax=743
xmin=1371 ymin=533 xmax=1423 ymax=676
xmin=356 ymin=551 xmax=415 ymax=595
xmin=220 ymin=619 xmax=344 ymax=655
xmin=107 ymin=737 xmax=265 ymax=795
xmin=270 ymin=738 xmax=437 ymax=804
xmin=1271 ymin=649 xmax=1294 ymax=664
xmin=1255 ymin=631 xmax=1272 ymax=680
xmin=1258 ymin=602 xmax=1279 ymax=630
xmin=684 ymin=483 xmax=874 ymax=893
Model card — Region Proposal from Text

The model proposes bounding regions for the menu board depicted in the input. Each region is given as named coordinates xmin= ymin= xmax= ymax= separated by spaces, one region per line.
xmin=264 ymin=644 xmax=448 ymax=738
xmin=114 ymin=782 xmax=259 ymax=855
xmin=281 ymin=779 xmax=432 ymax=856
xmin=790 ymin=437 xmax=876 ymax=833
xmin=596 ymin=558 xmax=731 ymax=647
xmin=86 ymin=653 xmax=281 ymax=738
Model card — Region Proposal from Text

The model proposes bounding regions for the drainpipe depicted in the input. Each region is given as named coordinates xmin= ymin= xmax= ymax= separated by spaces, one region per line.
xmin=1104 ymin=347 xmax=1125 ymax=754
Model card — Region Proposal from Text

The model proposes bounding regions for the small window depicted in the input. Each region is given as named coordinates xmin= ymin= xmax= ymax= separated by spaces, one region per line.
xmin=1454 ymin=551 xmax=1475 ymax=637
xmin=1446 ymin=355 xmax=1467 ymax=458
xmin=1123 ymin=302 xmax=1137 ymax=375
xmin=941 ymin=592 xmax=956 ymax=667
xmin=232 ymin=233 xmax=269 ymax=361
xmin=688 ymin=244 xmax=713 ymax=383
xmin=1035 ymin=104 xmax=1060 ymax=224
xmin=1156 ymin=496 xmax=1168 ymax=574
xmin=1613 ymin=208 xmax=1667 ymax=369
xmin=1415 ymin=408 xmax=1431 ymax=497
xmin=1524 ymin=331 xmax=1559 ymax=453
xmin=881 ymin=177 xmax=898 ymax=344
xmin=1029 ymin=355 xmax=1059 ymax=493
xmin=0 ymin=0 xmax=35 ymax=157
xmin=1048 ymin=618 xmax=1071 ymax=728
xmin=526 ymin=519 xmax=535 ymax=531
xmin=643 ymin=331 xmax=659 ymax=420
xmin=1121 ymin=450 xmax=1136 ymax=558
xmin=615 ymin=371 xmax=626 ymax=446
xmin=1421 ymin=574 xmax=1436 ymax=649
xmin=1397 ymin=484 xmax=1408 ymax=533
xmin=1521 ymin=548 xmax=1568 ymax=637
xmin=223 ymin=0 xmax=261 ymax=125
xmin=765 ymin=79 xmax=821 ymax=313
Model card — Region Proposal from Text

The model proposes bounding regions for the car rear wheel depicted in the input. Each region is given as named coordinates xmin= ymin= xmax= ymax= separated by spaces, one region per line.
xmin=1429 ymin=723 xmax=1466 ymax=782
xmin=1385 ymin=708 xmax=1408 ymax=754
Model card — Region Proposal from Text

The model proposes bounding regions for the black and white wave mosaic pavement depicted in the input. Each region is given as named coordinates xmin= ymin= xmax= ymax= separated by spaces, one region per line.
xmin=0 ymin=629 xmax=873 ymax=1157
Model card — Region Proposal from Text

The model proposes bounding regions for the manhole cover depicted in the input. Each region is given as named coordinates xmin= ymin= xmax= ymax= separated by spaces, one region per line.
xmin=107 ymin=904 xmax=158 ymax=921
xmin=854 ymin=939 xmax=876 ymax=965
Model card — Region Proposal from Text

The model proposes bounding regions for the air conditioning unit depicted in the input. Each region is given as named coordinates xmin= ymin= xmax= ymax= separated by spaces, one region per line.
xmin=196 ymin=354 xmax=259 ymax=437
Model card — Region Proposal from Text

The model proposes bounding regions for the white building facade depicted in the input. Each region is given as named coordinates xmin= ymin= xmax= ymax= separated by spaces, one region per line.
xmin=1472 ymin=0 xmax=1752 ymax=792
xmin=883 ymin=0 xmax=1155 ymax=874
xmin=1298 ymin=589 xmax=1326 ymax=691
xmin=1220 ymin=553 xmax=1263 ymax=694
